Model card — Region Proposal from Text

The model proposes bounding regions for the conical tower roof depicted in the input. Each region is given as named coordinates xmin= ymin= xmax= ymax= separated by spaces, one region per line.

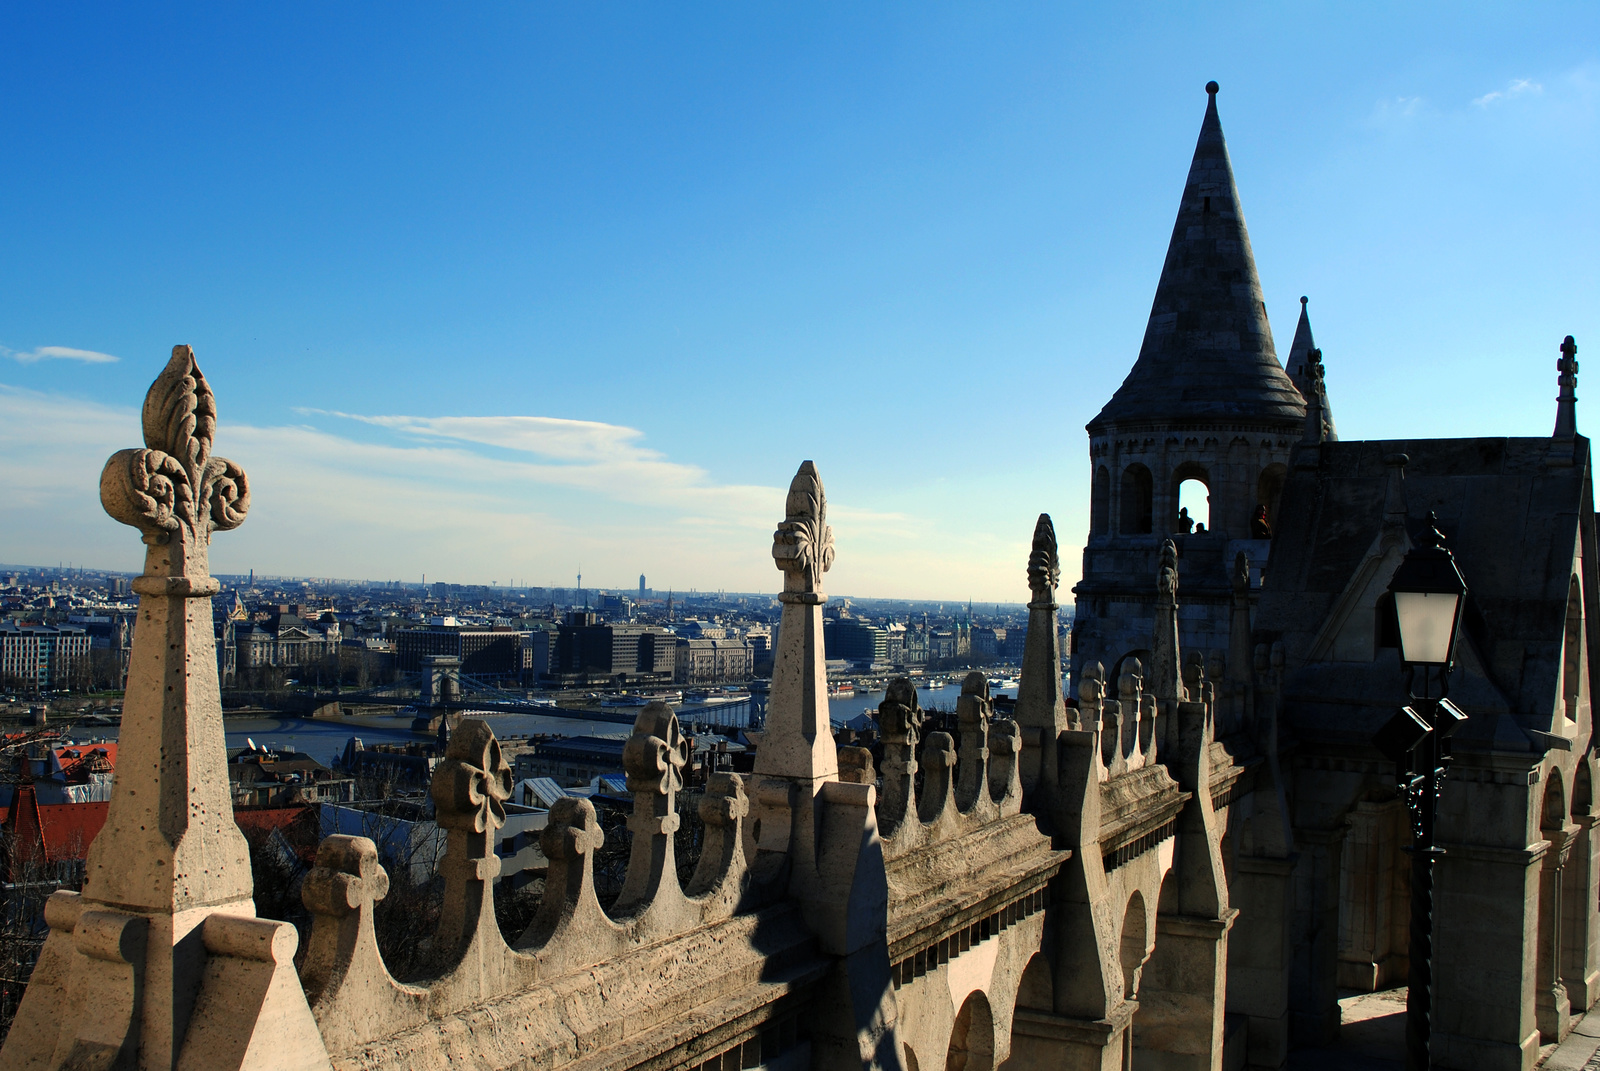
xmin=1090 ymin=83 xmax=1305 ymax=431
xmin=1285 ymin=295 xmax=1336 ymax=437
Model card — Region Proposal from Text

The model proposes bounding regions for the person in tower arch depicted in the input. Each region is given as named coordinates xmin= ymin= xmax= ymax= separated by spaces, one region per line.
xmin=1178 ymin=507 xmax=1194 ymax=534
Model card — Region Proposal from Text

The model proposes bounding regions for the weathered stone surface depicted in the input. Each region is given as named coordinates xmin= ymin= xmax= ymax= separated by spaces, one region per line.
xmin=1090 ymin=84 xmax=1304 ymax=432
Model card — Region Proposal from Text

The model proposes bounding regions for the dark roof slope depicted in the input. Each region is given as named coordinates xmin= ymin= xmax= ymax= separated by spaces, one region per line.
xmin=1091 ymin=84 xmax=1305 ymax=431
xmin=1256 ymin=435 xmax=1593 ymax=749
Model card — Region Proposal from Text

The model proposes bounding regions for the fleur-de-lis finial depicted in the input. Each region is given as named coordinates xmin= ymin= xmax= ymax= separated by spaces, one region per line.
xmin=772 ymin=460 xmax=835 ymax=594
xmin=100 ymin=346 xmax=249 ymax=578
xmin=623 ymin=701 xmax=689 ymax=797
xmin=1027 ymin=513 xmax=1060 ymax=598
xmin=432 ymin=719 xmax=513 ymax=834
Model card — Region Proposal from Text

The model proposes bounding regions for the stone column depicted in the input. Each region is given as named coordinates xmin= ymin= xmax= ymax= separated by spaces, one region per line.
xmin=1136 ymin=688 xmax=1236 ymax=1071
xmin=1561 ymin=813 xmax=1600 ymax=1010
xmin=1031 ymin=729 xmax=1134 ymax=1071
xmin=1536 ymin=828 xmax=1574 ymax=1041
xmin=1226 ymin=855 xmax=1295 ymax=1070
xmin=754 ymin=461 xmax=900 ymax=1070
xmin=1016 ymin=514 xmax=1067 ymax=795
xmin=1287 ymin=825 xmax=1345 ymax=1047
xmin=0 ymin=347 xmax=329 ymax=1071
xmin=1430 ymin=840 xmax=1543 ymax=1070
xmin=1337 ymin=798 xmax=1408 ymax=991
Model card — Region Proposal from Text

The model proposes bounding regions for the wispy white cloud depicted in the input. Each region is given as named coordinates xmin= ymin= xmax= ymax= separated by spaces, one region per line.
xmin=2 ymin=344 xmax=120 ymax=364
xmin=0 ymin=384 xmax=1047 ymax=600
xmin=1473 ymin=78 xmax=1542 ymax=107
xmin=295 ymin=407 xmax=778 ymax=523
xmin=1366 ymin=95 xmax=1427 ymax=130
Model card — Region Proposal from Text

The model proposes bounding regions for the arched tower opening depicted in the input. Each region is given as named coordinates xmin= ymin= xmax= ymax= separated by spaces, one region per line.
xmin=1119 ymin=890 xmax=1148 ymax=1000
xmin=1172 ymin=462 xmax=1212 ymax=533
xmin=945 ymin=991 xmax=995 ymax=1071
xmin=1070 ymin=83 xmax=1308 ymax=686
xmin=1257 ymin=462 xmax=1287 ymax=533
xmin=1121 ymin=464 xmax=1153 ymax=535
xmin=1092 ymin=465 xmax=1111 ymax=537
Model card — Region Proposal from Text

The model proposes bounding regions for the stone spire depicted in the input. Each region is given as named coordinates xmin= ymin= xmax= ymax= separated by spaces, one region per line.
xmin=1555 ymin=335 xmax=1579 ymax=437
xmin=756 ymin=460 xmax=839 ymax=790
xmin=2 ymin=347 xmax=329 ymax=1070
xmin=1016 ymin=514 xmax=1067 ymax=784
xmin=1089 ymin=81 xmax=1304 ymax=431
xmin=1286 ymin=296 xmax=1336 ymax=437
xmin=1148 ymin=540 xmax=1183 ymax=702
xmin=1300 ymin=347 xmax=1329 ymax=446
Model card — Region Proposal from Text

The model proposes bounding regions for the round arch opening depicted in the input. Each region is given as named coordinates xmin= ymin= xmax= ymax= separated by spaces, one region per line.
xmin=945 ymin=991 xmax=995 ymax=1071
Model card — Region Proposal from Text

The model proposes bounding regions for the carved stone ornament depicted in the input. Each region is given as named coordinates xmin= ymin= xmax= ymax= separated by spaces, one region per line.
xmin=1158 ymin=539 xmax=1179 ymax=599
xmin=877 ymin=676 xmax=923 ymax=741
xmin=623 ymin=701 xmax=689 ymax=796
xmin=100 ymin=346 xmax=250 ymax=564
xmin=772 ymin=460 xmax=835 ymax=593
xmin=432 ymin=719 xmax=513 ymax=834
xmin=1027 ymin=513 xmax=1060 ymax=596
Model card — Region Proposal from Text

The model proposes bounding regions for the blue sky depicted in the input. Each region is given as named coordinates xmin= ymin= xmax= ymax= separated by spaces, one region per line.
xmin=1 ymin=4 xmax=1595 ymax=601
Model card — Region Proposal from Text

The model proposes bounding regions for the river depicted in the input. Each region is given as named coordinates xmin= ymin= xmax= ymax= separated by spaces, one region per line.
xmin=55 ymin=678 xmax=1031 ymax=768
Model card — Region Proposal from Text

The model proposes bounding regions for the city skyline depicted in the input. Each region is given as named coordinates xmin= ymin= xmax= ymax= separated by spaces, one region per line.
xmin=1 ymin=5 xmax=1595 ymax=601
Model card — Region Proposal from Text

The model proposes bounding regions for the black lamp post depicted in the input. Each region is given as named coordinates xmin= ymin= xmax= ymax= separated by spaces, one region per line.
xmin=1375 ymin=513 xmax=1470 ymax=1071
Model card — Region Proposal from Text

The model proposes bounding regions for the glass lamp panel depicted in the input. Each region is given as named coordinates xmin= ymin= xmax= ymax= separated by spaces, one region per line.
xmin=1393 ymin=590 xmax=1460 ymax=665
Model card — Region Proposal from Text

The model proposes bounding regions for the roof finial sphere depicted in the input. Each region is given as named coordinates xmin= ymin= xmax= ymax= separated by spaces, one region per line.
xmin=1206 ymin=80 xmax=1219 ymax=95
xmin=1300 ymin=296 xmax=1308 ymax=306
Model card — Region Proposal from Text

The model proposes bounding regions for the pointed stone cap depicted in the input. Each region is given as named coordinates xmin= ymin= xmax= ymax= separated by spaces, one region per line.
xmin=1090 ymin=82 xmax=1305 ymax=432
xmin=1286 ymin=297 xmax=1336 ymax=437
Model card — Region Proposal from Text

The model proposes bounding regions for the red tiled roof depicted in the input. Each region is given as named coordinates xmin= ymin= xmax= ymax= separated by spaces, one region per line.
xmin=34 ymin=801 xmax=109 ymax=864
xmin=55 ymin=743 xmax=118 ymax=780
xmin=233 ymin=806 xmax=311 ymax=834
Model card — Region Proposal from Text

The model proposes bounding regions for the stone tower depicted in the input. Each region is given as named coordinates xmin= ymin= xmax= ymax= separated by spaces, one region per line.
xmin=1072 ymin=82 xmax=1309 ymax=683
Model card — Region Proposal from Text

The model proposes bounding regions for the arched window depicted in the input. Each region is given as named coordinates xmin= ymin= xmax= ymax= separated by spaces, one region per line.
xmin=1544 ymin=770 xmax=1566 ymax=832
xmin=1171 ymin=462 xmax=1211 ymax=535
xmin=1092 ymin=466 xmax=1111 ymax=536
xmin=1120 ymin=464 xmax=1153 ymax=535
xmin=1257 ymin=463 xmax=1288 ymax=533
xmin=1016 ymin=954 xmax=1053 ymax=1011
xmin=1119 ymin=891 xmax=1147 ymax=999
xmin=945 ymin=992 xmax=995 ymax=1071
xmin=1177 ymin=479 xmax=1210 ymax=532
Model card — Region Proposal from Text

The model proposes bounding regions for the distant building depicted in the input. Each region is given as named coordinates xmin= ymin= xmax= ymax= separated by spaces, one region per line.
xmin=677 ymin=619 xmax=726 ymax=640
xmin=516 ymin=736 xmax=628 ymax=787
xmin=826 ymin=618 xmax=886 ymax=665
xmin=1001 ymin=624 xmax=1028 ymax=662
xmin=674 ymin=637 xmax=754 ymax=683
xmin=744 ymin=625 xmax=772 ymax=662
xmin=971 ymin=626 xmax=1007 ymax=659
xmin=0 ymin=623 xmax=91 ymax=692
xmin=522 ymin=626 xmax=556 ymax=684
xmin=339 ymin=737 xmax=442 ymax=793
xmin=394 ymin=619 xmax=522 ymax=677
xmin=237 ymin=607 xmax=341 ymax=670
xmin=228 ymin=747 xmax=355 ymax=808
xmin=545 ymin=611 xmax=674 ymax=685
